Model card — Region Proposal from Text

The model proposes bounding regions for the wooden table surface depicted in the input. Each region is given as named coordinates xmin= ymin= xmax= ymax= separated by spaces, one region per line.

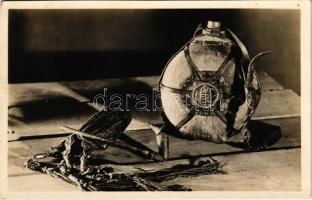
xmin=8 ymin=72 xmax=301 ymax=191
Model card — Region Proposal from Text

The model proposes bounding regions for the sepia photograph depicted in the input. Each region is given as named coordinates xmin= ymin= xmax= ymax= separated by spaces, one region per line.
xmin=0 ymin=1 xmax=311 ymax=198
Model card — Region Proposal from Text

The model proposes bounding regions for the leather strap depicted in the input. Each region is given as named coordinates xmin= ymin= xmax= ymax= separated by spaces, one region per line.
xmin=184 ymin=44 xmax=201 ymax=80
xmin=175 ymin=108 xmax=196 ymax=130
xmin=225 ymin=28 xmax=250 ymax=81
xmin=159 ymin=83 xmax=190 ymax=94
xmin=214 ymin=49 xmax=235 ymax=80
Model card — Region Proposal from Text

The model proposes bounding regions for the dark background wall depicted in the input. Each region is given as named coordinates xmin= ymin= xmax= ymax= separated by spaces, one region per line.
xmin=9 ymin=9 xmax=300 ymax=94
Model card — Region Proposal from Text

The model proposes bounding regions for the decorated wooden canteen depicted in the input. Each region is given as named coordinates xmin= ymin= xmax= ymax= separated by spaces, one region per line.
xmin=159 ymin=20 xmax=270 ymax=143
